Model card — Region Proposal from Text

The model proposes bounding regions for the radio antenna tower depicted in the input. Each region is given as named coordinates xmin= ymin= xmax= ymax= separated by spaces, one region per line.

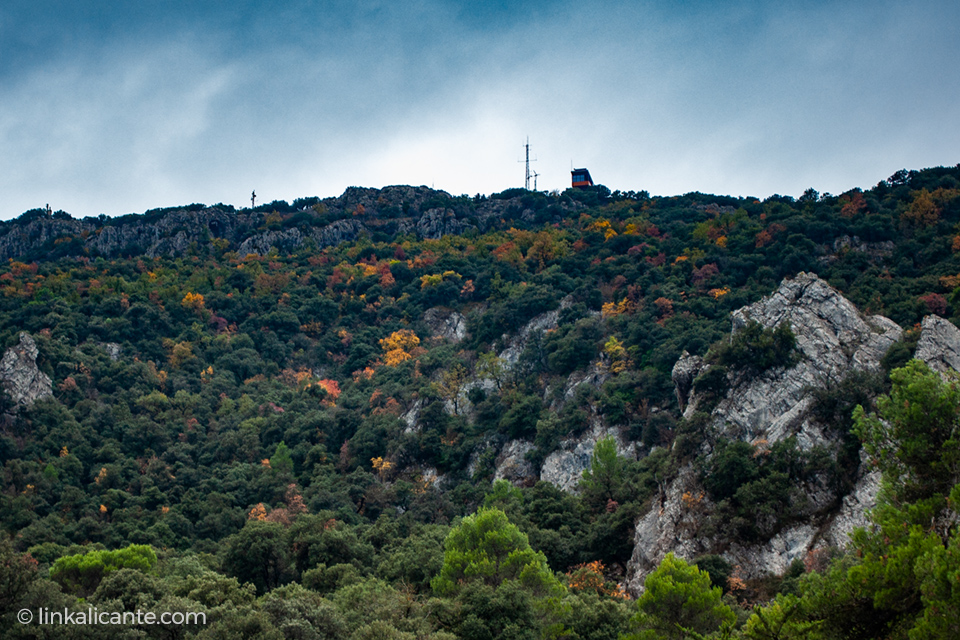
xmin=519 ymin=138 xmax=537 ymax=190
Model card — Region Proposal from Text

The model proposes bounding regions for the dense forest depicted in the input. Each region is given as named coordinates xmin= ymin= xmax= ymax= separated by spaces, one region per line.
xmin=2 ymin=165 xmax=960 ymax=638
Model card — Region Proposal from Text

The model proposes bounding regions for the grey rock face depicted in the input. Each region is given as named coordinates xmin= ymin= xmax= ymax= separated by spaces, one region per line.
xmin=0 ymin=186 xmax=578 ymax=263
xmin=711 ymin=272 xmax=902 ymax=448
xmin=401 ymin=398 xmax=424 ymax=434
xmin=99 ymin=342 xmax=122 ymax=361
xmin=560 ymin=361 xmax=610 ymax=404
xmin=0 ymin=333 xmax=53 ymax=408
xmin=819 ymin=235 xmax=895 ymax=264
xmin=416 ymin=208 xmax=462 ymax=240
xmin=424 ymin=308 xmax=467 ymax=343
xmin=493 ymin=440 xmax=537 ymax=486
xmin=630 ymin=464 xmax=715 ymax=573
xmin=498 ymin=296 xmax=573 ymax=369
xmin=309 ymin=219 xmax=363 ymax=249
xmin=820 ymin=463 xmax=882 ymax=548
xmin=236 ymin=219 xmax=364 ymax=256
xmin=627 ymin=273 xmax=902 ymax=593
xmin=915 ymin=315 xmax=960 ymax=375
xmin=540 ymin=416 xmax=634 ymax=492
xmin=238 ymin=228 xmax=304 ymax=256
xmin=672 ymin=351 xmax=704 ymax=412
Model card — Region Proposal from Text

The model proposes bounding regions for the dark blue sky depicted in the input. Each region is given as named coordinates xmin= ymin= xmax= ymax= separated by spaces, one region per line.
xmin=2 ymin=0 xmax=958 ymax=218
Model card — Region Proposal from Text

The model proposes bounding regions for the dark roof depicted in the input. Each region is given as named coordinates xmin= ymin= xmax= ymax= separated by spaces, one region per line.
xmin=571 ymin=168 xmax=593 ymax=184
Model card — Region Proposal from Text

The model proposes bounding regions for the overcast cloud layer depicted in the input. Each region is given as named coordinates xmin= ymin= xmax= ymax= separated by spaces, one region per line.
xmin=1 ymin=0 xmax=958 ymax=219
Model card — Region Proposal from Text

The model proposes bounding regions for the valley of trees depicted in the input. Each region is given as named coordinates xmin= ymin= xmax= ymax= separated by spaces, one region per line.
xmin=1 ymin=165 xmax=960 ymax=638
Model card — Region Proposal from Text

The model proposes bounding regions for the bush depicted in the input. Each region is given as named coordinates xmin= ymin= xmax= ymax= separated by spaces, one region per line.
xmin=710 ymin=320 xmax=798 ymax=376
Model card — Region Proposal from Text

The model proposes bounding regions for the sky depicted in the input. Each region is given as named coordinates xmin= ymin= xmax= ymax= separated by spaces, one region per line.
xmin=1 ymin=0 xmax=958 ymax=220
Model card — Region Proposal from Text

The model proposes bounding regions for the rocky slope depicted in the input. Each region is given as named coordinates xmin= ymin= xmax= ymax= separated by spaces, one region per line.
xmin=625 ymin=273 xmax=958 ymax=593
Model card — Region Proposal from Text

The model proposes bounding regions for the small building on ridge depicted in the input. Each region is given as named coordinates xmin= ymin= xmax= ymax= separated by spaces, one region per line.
xmin=571 ymin=168 xmax=594 ymax=189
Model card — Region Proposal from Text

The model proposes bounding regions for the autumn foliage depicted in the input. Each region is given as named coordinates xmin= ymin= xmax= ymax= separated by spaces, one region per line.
xmin=379 ymin=329 xmax=420 ymax=366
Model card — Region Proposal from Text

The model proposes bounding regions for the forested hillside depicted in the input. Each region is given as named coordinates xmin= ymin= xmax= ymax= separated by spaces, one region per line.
xmin=2 ymin=165 xmax=960 ymax=638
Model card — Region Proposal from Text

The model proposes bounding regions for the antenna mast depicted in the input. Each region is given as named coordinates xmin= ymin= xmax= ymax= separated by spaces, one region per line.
xmin=519 ymin=138 xmax=537 ymax=190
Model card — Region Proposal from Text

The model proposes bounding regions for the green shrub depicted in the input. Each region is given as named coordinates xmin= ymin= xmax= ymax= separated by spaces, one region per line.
xmin=50 ymin=543 xmax=157 ymax=597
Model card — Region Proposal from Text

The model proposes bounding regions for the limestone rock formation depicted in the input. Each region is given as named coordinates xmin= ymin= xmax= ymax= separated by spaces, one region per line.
xmin=309 ymin=219 xmax=363 ymax=249
xmin=819 ymin=235 xmax=895 ymax=265
xmin=559 ymin=361 xmax=610 ymax=404
xmin=497 ymin=296 xmax=573 ymax=370
xmin=671 ymin=351 xmax=703 ymax=412
xmin=493 ymin=440 xmax=537 ymax=486
xmin=0 ymin=186 xmax=534 ymax=262
xmin=688 ymin=272 xmax=902 ymax=447
xmin=237 ymin=220 xmax=364 ymax=256
xmin=915 ymin=315 xmax=960 ymax=375
xmin=414 ymin=208 xmax=463 ymax=240
xmin=424 ymin=308 xmax=467 ymax=343
xmin=238 ymin=228 xmax=305 ymax=256
xmin=540 ymin=415 xmax=635 ymax=492
xmin=0 ymin=333 xmax=53 ymax=408
xmin=627 ymin=273 xmax=903 ymax=593
xmin=96 ymin=342 xmax=122 ymax=361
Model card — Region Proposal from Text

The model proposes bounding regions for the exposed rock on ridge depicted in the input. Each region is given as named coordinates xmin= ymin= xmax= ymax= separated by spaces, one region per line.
xmin=237 ymin=219 xmax=363 ymax=256
xmin=627 ymin=273 xmax=904 ymax=593
xmin=0 ymin=186 xmax=585 ymax=262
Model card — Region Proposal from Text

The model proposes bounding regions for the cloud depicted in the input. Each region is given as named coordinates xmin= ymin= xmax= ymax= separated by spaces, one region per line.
xmin=1 ymin=0 xmax=958 ymax=219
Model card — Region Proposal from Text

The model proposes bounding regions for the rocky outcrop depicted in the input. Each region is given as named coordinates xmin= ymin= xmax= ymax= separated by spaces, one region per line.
xmin=97 ymin=342 xmax=122 ymax=361
xmin=0 ymin=207 xmax=259 ymax=261
xmin=559 ymin=361 xmax=610 ymax=404
xmin=915 ymin=315 xmax=960 ymax=375
xmin=480 ymin=297 xmax=619 ymax=489
xmin=0 ymin=333 xmax=53 ymax=408
xmin=494 ymin=440 xmax=537 ymax=486
xmin=540 ymin=416 xmax=634 ymax=492
xmin=237 ymin=220 xmax=365 ymax=256
xmin=687 ymin=272 xmax=902 ymax=448
xmin=0 ymin=186 xmax=565 ymax=262
xmin=497 ymin=296 xmax=573 ymax=369
xmin=424 ymin=308 xmax=467 ymax=343
xmin=627 ymin=273 xmax=903 ymax=593
xmin=411 ymin=208 xmax=464 ymax=240
xmin=238 ymin=228 xmax=305 ymax=256
xmin=309 ymin=219 xmax=363 ymax=249
xmin=819 ymin=235 xmax=895 ymax=264
xmin=401 ymin=399 xmax=424 ymax=434
xmin=672 ymin=352 xmax=703 ymax=412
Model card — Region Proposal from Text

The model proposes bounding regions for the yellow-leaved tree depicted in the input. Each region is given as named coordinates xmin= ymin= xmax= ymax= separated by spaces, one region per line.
xmin=379 ymin=329 xmax=419 ymax=366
